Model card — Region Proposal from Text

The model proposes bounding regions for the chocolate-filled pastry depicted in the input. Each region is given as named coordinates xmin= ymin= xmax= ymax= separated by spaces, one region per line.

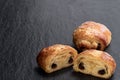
xmin=73 ymin=21 xmax=112 ymax=51
xmin=37 ymin=44 xmax=78 ymax=73
xmin=73 ymin=50 xmax=116 ymax=79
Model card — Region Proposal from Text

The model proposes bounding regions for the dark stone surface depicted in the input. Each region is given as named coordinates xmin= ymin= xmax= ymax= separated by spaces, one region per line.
xmin=0 ymin=0 xmax=120 ymax=80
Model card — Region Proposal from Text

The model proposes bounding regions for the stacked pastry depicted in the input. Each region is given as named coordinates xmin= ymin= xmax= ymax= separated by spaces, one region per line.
xmin=72 ymin=21 xmax=116 ymax=79
xmin=36 ymin=21 xmax=116 ymax=79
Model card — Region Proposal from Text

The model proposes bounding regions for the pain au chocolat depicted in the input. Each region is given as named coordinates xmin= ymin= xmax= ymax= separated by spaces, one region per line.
xmin=73 ymin=21 xmax=112 ymax=51
xmin=73 ymin=49 xmax=116 ymax=79
xmin=37 ymin=44 xmax=78 ymax=73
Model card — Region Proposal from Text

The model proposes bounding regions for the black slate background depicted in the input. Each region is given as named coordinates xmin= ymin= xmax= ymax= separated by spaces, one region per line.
xmin=0 ymin=0 xmax=120 ymax=80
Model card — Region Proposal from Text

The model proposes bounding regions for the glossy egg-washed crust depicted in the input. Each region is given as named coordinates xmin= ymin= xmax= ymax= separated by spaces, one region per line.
xmin=73 ymin=50 xmax=116 ymax=79
xmin=37 ymin=44 xmax=78 ymax=73
xmin=73 ymin=21 xmax=112 ymax=51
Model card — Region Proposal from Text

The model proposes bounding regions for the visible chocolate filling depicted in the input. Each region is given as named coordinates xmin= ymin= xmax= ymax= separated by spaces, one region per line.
xmin=79 ymin=62 xmax=85 ymax=70
xmin=97 ymin=43 xmax=101 ymax=50
xmin=80 ymin=46 xmax=86 ymax=50
xmin=68 ymin=57 xmax=73 ymax=64
xmin=51 ymin=63 xmax=57 ymax=69
xmin=98 ymin=69 xmax=105 ymax=75
xmin=69 ymin=52 xmax=72 ymax=54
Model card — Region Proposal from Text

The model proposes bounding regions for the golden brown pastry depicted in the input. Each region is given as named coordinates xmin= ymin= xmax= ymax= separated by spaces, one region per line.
xmin=37 ymin=44 xmax=78 ymax=73
xmin=73 ymin=21 xmax=112 ymax=51
xmin=73 ymin=50 xmax=116 ymax=79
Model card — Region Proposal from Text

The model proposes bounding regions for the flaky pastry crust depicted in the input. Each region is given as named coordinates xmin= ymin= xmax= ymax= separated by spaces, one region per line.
xmin=73 ymin=49 xmax=116 ymax=79
xmin=37 ymin=44 xmax=78 ymax=73
xmin=73 ymin=21 xmax=112 ymax=51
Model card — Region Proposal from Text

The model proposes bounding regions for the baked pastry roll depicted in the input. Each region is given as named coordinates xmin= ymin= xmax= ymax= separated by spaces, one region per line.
xmin=73 ymin=50 xmax=116 ymax=79
xmin=73 ymin=21 xmax=112 ymax=51
xmin=37 ymin=44 xmax=78 ymax=73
